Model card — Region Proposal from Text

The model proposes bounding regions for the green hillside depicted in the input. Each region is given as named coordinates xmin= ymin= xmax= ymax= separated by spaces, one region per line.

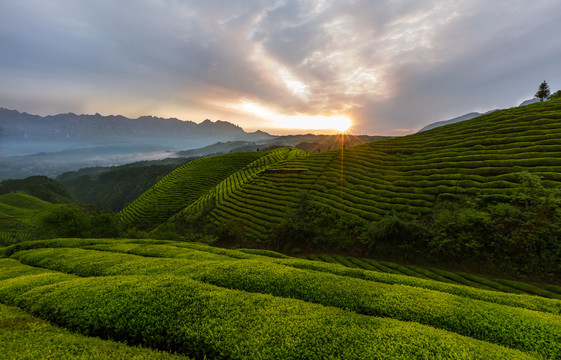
xmin=0 ymin=193 xmax=54 ymax=245
xmin=2 ymin=238 xmax=560 ymax=359
xmin=129 ymin=99 xmax=561 ymax=276
xmin=57 ymin=157 xmax=195 ymax=211
xmin=0 ymin=176 xmax=74 ymax=204
xmin=118 ymin=148 xmax=307 ymax=230
xmin=0 ymin=193 xmax=121 ymax=245
xmin=201 ymin=99 xmax=561 ymax=225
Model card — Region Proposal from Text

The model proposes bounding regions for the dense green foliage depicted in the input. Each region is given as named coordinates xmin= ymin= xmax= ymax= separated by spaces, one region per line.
xmin=57 ymin=157 xmax=194 ymax=211
xmin=33 ymin=205 xmax=122 ymax=239
xmin=271 ymin=195 xmax=365 ymax=253
xmin=354 ymin=171 xmax=561 ymax=275
xmin=0 ymin=194 xmax=123 ymax=245
xmin=0 ymin=302 xmax=190 ymax=359
xmin=128 ymin=99 xmax=561 ymax=276
xmin=3 ymin=238 xmax=558 ymax=359
xmin=268 ymin=171 xmax=561 ymax=276
xmin=0 ymin=176 xmax=74 ymax=203
xmin=535 ymin=80 xmax=551 ymax=101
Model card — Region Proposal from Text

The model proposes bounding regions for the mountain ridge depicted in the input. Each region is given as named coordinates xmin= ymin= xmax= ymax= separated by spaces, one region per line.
xmin=0 ymin=107 xmax=259 ymax=140
xmin=0 ymin=107 xmax=273 ymax=156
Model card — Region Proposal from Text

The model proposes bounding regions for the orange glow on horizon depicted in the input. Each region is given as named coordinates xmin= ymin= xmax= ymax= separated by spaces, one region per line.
xmin=238 ymin=101 xmax=353 ymax=133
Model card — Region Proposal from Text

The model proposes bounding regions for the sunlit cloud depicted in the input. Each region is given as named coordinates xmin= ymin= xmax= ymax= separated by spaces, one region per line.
xmin=277 ymin=68 xmax=309 ymax=97
xmin=239 ymin=100 xmax=351 ymax=132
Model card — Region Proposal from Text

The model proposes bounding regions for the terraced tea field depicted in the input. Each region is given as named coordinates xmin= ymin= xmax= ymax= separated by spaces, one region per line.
xmin=2 ymin=238 xmax=560 ymax=359
xmin=306 ymin=254 xmax=561 ymax=299
xmin=118 ymin=148 xmax=307 ymax=231
xmin=0 ymin=193 xmax=54 ymax=245
xmin=136 ymin=99 xmax=561 ymax=241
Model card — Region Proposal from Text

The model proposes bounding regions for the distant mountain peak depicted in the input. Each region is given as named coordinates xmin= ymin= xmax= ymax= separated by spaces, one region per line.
xmin=418 ymin=97 xmax=547 ymax=133
xmin=418 ymin=112 xmax=488 ymax=133
xmin=519 ymin=98 xmax=540 ymax=106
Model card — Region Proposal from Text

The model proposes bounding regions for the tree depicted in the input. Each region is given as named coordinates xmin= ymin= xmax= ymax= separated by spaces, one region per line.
xmin=535 ymin=80 xmax=551 ymax=101
xmin=548 ymin=89 xmax=561 ymax=100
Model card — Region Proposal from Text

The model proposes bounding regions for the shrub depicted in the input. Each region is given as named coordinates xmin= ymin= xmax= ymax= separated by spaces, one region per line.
xmin=6 ymin=247 xmax=561 ymax=359
xmin=0 ymin=303 xmax=190 ymax=359
xmin=272 ymin=196 xmax=364 ymax=252
xmin=360 ymin=213 xmax=425 ymax=257
xmin=2 ymin=270 xmax=535 ymax=359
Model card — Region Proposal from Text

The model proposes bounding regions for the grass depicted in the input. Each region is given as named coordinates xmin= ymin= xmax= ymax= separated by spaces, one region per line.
xmin=2 ymin=238 xmax=561 ymax=359
xmin=0 ymin=193 xmax=53 ymax=210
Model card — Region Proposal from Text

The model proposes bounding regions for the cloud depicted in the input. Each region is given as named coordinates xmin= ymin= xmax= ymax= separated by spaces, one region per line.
xmin=1 ymin=0 xmax=560 ymax=134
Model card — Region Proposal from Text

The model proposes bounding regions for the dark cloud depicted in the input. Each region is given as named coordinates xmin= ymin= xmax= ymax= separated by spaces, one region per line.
xmin=1 ymin=0 xmax=560 ymax=134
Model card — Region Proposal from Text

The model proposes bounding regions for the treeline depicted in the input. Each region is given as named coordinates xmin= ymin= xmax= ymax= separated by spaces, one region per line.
xmin=30 ymin=204 xmax=122 ymax=239
xmin=57 ymin=157 xmax=195 ymax=211
xmin=0 ymin=176 xmax=74 ymax=204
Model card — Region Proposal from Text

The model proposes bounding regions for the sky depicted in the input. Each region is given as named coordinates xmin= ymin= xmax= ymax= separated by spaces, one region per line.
xmin=1 ymin=0 xmax=560 ymax=135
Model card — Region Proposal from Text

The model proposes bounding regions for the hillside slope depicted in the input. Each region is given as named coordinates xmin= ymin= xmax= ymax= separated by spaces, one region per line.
xmin=0 ymin=176 xmax=74 ymax=204
xmin=122 ymin=100 xmax=561 ymax=274
xmin=57 ymin=157 xmax=195 ymax=211
xmin=118 ymin=148 xmax=308 ymax=230
xmin=158 ymin=99 xmax=560 ymax=231
xmin=0 ymin=193 xmax=54 ymax=245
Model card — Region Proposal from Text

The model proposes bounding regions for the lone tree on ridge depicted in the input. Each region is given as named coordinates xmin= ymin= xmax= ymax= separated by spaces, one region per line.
xmin=535 ymin=80 xmax=551 ymax=101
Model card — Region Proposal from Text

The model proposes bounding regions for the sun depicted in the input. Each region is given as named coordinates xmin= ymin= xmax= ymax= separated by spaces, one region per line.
xmin=238 ymin=101 xmax=352 ymax=133
xmin=278 ymin=114 xmax=353 ymax=133
xmin=333 ymin=116 xmax=352 ymax=133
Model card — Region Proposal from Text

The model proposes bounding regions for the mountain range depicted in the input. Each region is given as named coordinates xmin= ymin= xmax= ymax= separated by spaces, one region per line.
xmin=0 ymin=107 xmax=389 ymax=179
xmin=0 ymin=107 xmax=273 ymax=157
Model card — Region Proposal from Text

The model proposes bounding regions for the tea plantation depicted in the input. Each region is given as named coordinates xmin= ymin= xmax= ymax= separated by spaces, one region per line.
xmin=118 ymin=148 xmax=307 ymax=231
xmin=2 ymin=100 xmax=561 ymax=358
xmin=2 ymin=238 xmax=559 ymax=359
xmin=142 ymin=100 xmax=561 ymax=240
